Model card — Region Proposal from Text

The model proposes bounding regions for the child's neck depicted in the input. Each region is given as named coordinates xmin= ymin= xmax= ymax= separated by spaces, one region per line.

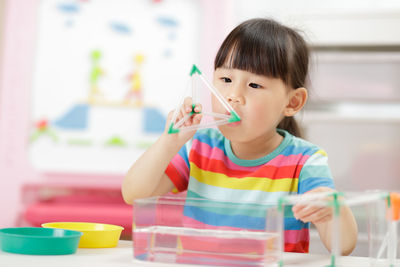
xmin=230 ymin=131 xmax=283 ymax=160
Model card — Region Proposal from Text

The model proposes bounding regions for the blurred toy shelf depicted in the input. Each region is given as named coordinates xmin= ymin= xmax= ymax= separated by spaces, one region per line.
xmin=234 ymin=0 xmax=400 ymax=46
xmin=302 ymin=102 xmax=400 ymax=123
xmin=301 ymin=46 xmax=400 ymax=125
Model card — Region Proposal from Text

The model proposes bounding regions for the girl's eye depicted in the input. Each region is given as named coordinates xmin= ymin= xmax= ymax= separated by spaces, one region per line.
xmin=221 ymin=77 xmax=232 ymax=83
xmin=249 ymin=83 xmax=261 ymax=89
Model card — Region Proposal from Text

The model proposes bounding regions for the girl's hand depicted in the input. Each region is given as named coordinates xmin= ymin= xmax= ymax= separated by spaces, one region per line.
xmin=292 ymin=187 xmax=337 ymax=225
xmin=163 ymin=97 xmax=202 ymax=144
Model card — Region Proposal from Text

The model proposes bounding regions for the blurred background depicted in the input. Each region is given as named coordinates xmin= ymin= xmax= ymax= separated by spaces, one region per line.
xmin=0 ymin=0 xmax=400 ymax=255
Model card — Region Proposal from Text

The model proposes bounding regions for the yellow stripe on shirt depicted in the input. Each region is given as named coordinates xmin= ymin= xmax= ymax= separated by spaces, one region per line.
xmin=190 ymin=163 xmax=298 ymax=192
xmin=315 ymin=149 xmax=327 ymax=156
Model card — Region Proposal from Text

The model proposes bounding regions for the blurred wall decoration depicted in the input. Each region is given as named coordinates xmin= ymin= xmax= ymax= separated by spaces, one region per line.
xmin=29 ymin=0 xmax=200 ymax=174
xmin=0 ymin=0 xmax=232 ymax=228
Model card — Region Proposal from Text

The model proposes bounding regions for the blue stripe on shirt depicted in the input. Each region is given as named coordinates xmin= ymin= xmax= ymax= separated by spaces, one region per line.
xmin=280 ymin=145 xmax=318 ymax=157
xmin=298 ymin=177 xmax=335 ymax=194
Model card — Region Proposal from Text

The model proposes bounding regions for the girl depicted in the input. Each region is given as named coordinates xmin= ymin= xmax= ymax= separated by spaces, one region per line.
xmin=122 ymin=18 xmax=357 ymax=255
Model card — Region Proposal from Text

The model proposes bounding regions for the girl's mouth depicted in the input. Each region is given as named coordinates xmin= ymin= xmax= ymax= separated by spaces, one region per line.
xmin=225 ymin=111 xmax=242 ymax=127
xmin=227 ymin=120 xmax=242 ymax=127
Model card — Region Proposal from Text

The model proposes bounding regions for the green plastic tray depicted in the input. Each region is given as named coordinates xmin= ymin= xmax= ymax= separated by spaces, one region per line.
xmin=0 ymin=227 xmax=82 ymax=255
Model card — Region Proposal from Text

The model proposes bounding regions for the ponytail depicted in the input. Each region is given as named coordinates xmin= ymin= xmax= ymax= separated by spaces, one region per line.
xmin=277 ymin=117 xmax=302 ymax=138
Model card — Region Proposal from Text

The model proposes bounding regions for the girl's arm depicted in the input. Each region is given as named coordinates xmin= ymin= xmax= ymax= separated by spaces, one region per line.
xmin=292 ymin=187 xmax=358 ymax=255
xmin=122 ymin=133 xmax=182 ymax=204
xmin=122 ymin=100 xmax=202 ymax=204
xmin=314 ymin=204 xmax=358 ymax=256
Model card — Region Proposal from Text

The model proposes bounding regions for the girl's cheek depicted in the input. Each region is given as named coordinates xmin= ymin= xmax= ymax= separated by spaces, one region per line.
xmin=216 ymin=85 xmax=229 ymax=96
xmin=211 ymin=96 xmax=224 ymax=113
xmin=251 ymin=104 xmax=268 ymax=119
xmin=250 ymin=105 xmax=275 ymax=124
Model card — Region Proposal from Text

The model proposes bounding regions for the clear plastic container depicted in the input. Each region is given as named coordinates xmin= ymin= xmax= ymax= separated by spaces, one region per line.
xmin=133 ymin=195 xmax=281 ymax=266
xmin=343 ymin=191 xmax=392 ymax=267
xmin=279 ymin=190 xmax=396 ymax=267
xmin=372 ymin=192 xmax=400 ymax=267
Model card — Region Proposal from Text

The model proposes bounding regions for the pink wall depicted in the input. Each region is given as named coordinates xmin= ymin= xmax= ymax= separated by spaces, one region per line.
xmin=201 ymin=0 xmax=235 ymax=77
xmin=0 ymin=0 xmax=39 ymax=228
xmin=0 ymin=0 xmax=234 ymax=228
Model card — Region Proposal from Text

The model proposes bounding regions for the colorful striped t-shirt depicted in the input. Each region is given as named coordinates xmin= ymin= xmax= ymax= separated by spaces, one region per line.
xmin=165 ymin=128 xmax=334 ymax=253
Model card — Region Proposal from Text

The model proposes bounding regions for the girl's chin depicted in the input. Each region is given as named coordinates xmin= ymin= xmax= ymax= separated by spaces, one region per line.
xmin=218 ymin=125 xmax=245 ymax=137
xmin=220 ymin=132 xmax=250 ymax=144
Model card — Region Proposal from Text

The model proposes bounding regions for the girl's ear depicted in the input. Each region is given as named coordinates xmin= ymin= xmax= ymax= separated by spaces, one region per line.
xmin=284 ymin=87 xmax=308 ymax=117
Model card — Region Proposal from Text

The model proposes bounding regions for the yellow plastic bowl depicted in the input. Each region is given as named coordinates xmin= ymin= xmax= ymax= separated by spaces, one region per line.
xmin=42 ymin=222 xmax=124 ymax=248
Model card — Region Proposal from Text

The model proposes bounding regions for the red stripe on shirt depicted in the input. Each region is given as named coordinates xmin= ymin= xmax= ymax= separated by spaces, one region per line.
xmin=165 ymin=164 xmax=188 ymax=192
xmin=285 ymin=241 xmax=309 ymax=253
xmin=191 ymin=150 xmax=304 ymax=179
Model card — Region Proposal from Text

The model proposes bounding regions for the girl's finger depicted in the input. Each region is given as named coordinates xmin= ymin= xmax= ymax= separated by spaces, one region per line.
xmin=300 ymin=208 xmax=333 ymax=223
xmin=293 ymin=205 xmax=321 ymax=220
xmin=184 ymin=116 xmax=191 ymax=126
xmin=292 ymin=204 xmax=306 ymax=213
xmin=193 ymin=103 xmax=202 ymax=113
xmin=192 ymin=114 xmax=203 ymax=125
xmin=176 ymin=109 xmax=183 ymax=123
xmin=177 ymin=106 xmax=190 ymax=126
xmin=183 ymin=97 xmax=193 ymax=113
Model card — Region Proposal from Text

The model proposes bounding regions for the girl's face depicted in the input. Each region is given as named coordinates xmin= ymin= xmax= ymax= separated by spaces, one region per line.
xmin=212 ymin=67 xmax=291 ymax=143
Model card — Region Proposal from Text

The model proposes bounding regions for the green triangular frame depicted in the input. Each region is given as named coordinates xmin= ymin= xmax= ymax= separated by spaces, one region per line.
xmin=168 ymin=64 xmax=241 ymax=134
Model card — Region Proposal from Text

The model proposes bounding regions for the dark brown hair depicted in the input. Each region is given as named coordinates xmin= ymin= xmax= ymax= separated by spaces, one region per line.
xmin=214 ymin=18 xmax=309 ymax=137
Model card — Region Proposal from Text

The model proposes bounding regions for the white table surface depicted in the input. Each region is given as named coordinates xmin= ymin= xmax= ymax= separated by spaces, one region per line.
xmin=0 ymin=240 xmax=393 ymax=267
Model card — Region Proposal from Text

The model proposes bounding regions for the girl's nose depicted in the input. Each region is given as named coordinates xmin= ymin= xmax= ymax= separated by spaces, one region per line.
xmin=227 ymin=91 xmax=245 ymax=105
